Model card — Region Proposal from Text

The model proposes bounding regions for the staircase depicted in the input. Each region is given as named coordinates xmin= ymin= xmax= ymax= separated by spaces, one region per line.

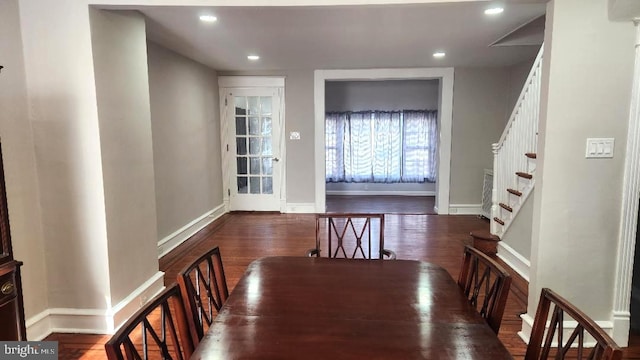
xmin=491 ymin=47 xmax=543 ymax=238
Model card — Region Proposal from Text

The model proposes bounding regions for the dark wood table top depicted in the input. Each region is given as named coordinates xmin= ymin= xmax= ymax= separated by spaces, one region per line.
xmin=191 ymin=256 xmax=514 ymax=359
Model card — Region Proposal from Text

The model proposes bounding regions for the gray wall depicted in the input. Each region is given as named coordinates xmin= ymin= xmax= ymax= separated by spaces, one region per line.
xmin=506 ymin=57 xmax=537 ymax=116
xmin=147 ymin=42 xmax=223 ymax=239
xmin=90 ymin=9 xmax=160 ymax=305
xmin=220 ymin=69 xmax=316 ymax=204
xmin=325 ymin=80 xmax=440 ymax=111
xmin=0 ymin=0 xmax=49 ymax=323
xmin=224 ymin=66 xmax=522 ymax=207
xmin=450 ymin=67 xmax=511 ymax=205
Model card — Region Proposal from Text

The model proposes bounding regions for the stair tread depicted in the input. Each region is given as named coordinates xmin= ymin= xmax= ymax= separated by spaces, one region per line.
xmin=493 ymin=217 xmax=505 ymax=226
xmin=525 ymin=152 xmax=537 ymax=159
xmin=507 ymin=188 xmax=522 ymax=197
xmin=470 ymin=230 xmax=500 ymax=242
xmin=499 ymin=202 xmax=513 ymax=212
xmin=516 ymin=171 xmax=533 ymax=179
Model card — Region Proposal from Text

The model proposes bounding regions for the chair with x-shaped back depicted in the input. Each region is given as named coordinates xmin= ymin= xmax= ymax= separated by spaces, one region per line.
xmin=457 ymin=245 xmax=512 ymax=334
xmin=177 ymin=246 xmax=229 ymax=345
xmin=104 ymin=283 xmax=194 ymax=360
xmin=524 ymin=288 xmax=622 ymax=360
xmin=307 ymin=213 xmax=396 ymax=260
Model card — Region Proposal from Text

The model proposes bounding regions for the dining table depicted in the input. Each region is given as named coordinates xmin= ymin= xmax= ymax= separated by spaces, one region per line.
xmin=190 ymin=256 xmax=514 ymax=359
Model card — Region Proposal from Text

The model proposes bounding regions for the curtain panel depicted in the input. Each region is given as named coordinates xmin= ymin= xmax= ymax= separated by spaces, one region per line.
xmin=325 ymin=110 xmax=438 ymax=183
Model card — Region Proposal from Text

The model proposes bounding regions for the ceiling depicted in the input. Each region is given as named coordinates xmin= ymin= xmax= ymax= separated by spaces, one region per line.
xmin=102 ymin=2 xmax=547 ymax=71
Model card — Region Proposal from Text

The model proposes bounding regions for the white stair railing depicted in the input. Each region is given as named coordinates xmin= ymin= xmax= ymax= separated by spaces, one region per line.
xmin=491 ymin=46 xmax=543 ymax=237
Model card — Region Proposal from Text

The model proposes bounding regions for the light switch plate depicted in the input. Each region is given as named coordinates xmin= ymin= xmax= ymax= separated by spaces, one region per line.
xmin=585 ymin=138 xmax=614 ymax=158
xmin=290 ymin=131 xmax=301 ymax=140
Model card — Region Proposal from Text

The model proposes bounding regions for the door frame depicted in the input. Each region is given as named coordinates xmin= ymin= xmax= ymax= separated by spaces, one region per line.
xmin=218 ymin=76 xmax=286 ymax=212
xmin=313 ymin=68 xmax=454 ymax=214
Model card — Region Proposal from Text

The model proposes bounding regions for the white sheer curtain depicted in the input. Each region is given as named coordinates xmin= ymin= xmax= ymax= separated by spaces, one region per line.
xmin=325 ymin=110 xmax=438 ymax=183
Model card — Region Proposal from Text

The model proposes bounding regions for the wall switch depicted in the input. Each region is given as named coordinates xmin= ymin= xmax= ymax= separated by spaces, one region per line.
xmin=290 ymin=131 xmax=301 ymax=140
xmin=585 ymin=138 xmax=614 ymax=158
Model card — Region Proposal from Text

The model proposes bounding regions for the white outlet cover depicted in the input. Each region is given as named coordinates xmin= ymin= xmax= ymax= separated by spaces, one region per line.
xmin=290 ymin=131 xmax=301 ymax=140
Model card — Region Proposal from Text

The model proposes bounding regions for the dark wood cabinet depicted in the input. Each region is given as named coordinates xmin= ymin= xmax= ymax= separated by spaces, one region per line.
xmin=0 ymin=142 xmax=26 ymax=340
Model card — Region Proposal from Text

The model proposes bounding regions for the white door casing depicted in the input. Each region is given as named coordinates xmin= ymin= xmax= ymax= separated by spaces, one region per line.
xmin=219 ymin=76 xmax=285 ymax=212
xmin=313 ymin=68 xmax=454 ymax=214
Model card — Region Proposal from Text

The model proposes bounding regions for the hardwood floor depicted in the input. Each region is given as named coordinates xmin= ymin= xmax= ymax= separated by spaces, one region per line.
xmin=326 ymin=195 xmax=436 ymax=214
xmin=46 ymin=211 xmax=640 ymax=359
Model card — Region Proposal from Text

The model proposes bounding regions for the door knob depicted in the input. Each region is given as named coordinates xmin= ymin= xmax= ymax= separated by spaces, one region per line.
xmin=273 ymin=157 xmax=280 ymax=162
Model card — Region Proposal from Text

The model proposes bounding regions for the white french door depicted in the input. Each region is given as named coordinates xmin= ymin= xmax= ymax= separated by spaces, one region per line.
xmin=220 ymin=82 xmax=284 ymax=211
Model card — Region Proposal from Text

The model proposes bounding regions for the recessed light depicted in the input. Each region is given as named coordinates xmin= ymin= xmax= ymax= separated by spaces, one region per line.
xmin=433 ymin=52 xmax=446 ymax=58
xmin=199 ymin=15 xmax=217 ymax=23
xmin=484 ymin=7 xmax=504 ymax=15
xmin=247 ymin=55 xmax=260 ymax=61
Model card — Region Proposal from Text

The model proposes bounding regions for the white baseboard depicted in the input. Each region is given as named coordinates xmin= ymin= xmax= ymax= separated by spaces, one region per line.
xmin=25 ymin=309 xmax=52 ymax=341
xmin=612 ymin=310 xmax=630 ymax=347
xmin=497 ymin=242 xmax=530 ymax=282
xmin=326 ymin=190 xmax=436 ymax=196
xmin=448 ymin=204 xmax=482 ymax=215
xmin=519 ymin=310 xmax=615 ymax=347
xmin=26 ymin=271 xmax=165 ymax=339
xmin=518 ymin=313 xmax=535 ymax=344
xmin=110 ymin=271 xmax=165 ymax=332
xmin=285 ymin=203 xmax=316 ymax=213
xmin=157 ymin=204 xmax=226 ymax=258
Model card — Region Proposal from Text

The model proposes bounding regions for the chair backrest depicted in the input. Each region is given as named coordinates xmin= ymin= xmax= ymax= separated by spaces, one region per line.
xmin=310 ymin=213 xmax=396 ymax=260
xmin=177 ymin=246 xmax=229 ymax=344
xmin=525 ymin=288 xmax=623 ymax=360
xmin=457 ymin=245 xmax=512 ymax=334
xmin=105 ymin=284 xmax=194 ymax=360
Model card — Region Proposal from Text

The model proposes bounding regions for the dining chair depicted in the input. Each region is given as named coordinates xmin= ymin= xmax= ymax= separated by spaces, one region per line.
xmin=457 ymin=245 xmax=512 ymax=334
xmin=307 ymin=213 xmax=396 ymax=260
xmin=104 ymin=283 xmax=194 ymax=360
xmin=177 ymin=246 xmax=229 ymax=344
xmin=524 ymin=288 xmax=622 ymax=360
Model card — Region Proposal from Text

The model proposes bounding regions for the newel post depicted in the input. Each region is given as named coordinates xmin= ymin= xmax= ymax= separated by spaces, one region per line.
xmin=490 ymin=143 xmax=500 ymax=236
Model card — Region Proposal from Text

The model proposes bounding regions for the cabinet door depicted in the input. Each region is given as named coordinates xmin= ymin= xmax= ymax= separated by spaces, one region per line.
xmin=0 ymin=144 xmax=12 ymax=266
xmin=0 ymin=263 xmax=26 ymax=340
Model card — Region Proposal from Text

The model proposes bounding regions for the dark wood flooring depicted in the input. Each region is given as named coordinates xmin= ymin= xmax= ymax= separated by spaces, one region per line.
xmin=326 ymin=195 xmax=436 ymax=214
xmin=45 ymin=209 xmax=640 ymax=359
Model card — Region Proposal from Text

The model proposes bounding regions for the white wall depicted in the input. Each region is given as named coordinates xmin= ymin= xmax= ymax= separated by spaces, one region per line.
xmin=450 ymin=67 xmax=510 ymax=205
xmin=528 ymin=0 xmax=634 ymax=333
xmin=89 ymin=9 xmax=160 ymax=307
xmin=19 ymin=0 xmax=111 ymax=312
xmin=0 ymin=0 xmax=49 ymax=327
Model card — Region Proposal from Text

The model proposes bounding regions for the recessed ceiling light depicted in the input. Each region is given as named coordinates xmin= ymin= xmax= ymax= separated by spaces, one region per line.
xmin=247 ymin=55 xmax=260 ymax=61
xmin=199 ymin=15 xmax=217 ymax=23
xmin=433 ymin=52 xmax=446 ymax=58
xmin=484 ymin=7 xmax=504 ymax=15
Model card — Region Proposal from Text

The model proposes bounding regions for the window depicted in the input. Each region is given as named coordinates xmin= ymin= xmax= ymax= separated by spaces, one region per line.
xmin=325 ymin=110 xmax=438 ymax=183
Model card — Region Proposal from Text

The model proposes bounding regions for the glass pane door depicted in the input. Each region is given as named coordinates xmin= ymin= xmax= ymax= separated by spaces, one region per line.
xmin=223 ymin=85 xmax=282 ymax=212
xmin=234 ymin=95 xmax=274 ymax=195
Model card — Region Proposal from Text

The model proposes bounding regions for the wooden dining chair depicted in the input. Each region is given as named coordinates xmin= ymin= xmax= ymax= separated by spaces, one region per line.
xmin=177 ymin=246 xmax=229 ymax=344
xmin=307 ymin=213 xmax=396 ymax=260
xmin=457 ymin=245 xmax=512 ymax=334
xmin=104 ymin=283 xmax=194 ymax=360
xmin=525 ymin=288 xmax=622 ymax=360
